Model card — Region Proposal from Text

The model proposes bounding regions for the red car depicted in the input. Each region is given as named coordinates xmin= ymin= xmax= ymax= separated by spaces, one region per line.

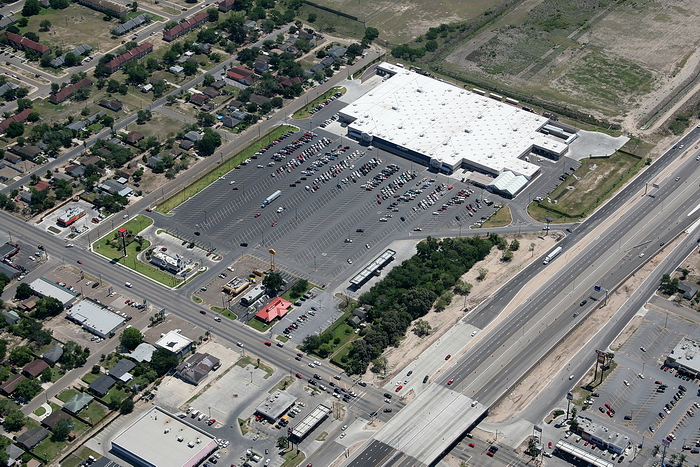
xmin=77 ymin=260 xmax=83 ymax=264
xmin=207 ymin=418 xmax=216 ymax=426
xmin=548 ymin=441 xmax=553 ymax=449
xmin=395 ymin=385 xmax=403 ymax=392
xmin=271 ymin=221 xmax=278 ymax=227
xmin=254 ymin=213 xmax=261 ymax=218
xmin=604 ymin=403 xmax=612 ymax=410
xmin=297 ymin=353 xmax=304 ymax=357
xmin=295 ymin=373 xmax=302 ymax=378
xmin=447 ymin=380 xmax=454 ymax=385
xmin=468 ymin=443 xmax=475 ymax=448
xmin=445 ymin=355 xmax=451 ymax=360
xmin=145 ymin=207 xmax=152 ymax=212
xmin=232 ymin=187 xmax=239 ymax=190
xmin=264 ymin=341 xmax=272 ymax=346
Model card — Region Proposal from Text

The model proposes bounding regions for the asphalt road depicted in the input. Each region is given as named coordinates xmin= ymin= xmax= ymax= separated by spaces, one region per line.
xmin=341 ymin=127 xmax=700 ymax=466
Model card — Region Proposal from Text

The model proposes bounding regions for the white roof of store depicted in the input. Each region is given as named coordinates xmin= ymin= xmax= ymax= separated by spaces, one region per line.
xmin=155 ymin=330 xmax=193 ymax=354
xmin=111 ymin=406 xmax=217 ymax=467
xmin=67 ymin=300 xmax=124 ymax=336
xmin=342 ymin=63 xmax=567 ymax=177
xmin=29 ymin=277 xmax=77 ymax=305
xmin=489 ymin=171 xmax=529 ymax=196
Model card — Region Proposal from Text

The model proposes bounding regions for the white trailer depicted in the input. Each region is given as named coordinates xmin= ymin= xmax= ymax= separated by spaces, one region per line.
xmin=543 ymin=246 xmax=562 ymax=265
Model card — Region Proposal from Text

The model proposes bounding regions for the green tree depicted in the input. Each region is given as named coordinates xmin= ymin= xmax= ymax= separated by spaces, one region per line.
xmin=6 ymin=121 xmax=24 ymax=138
xmin=197 ymin=111 xmax=216 ymax=127
xmin=150 ymin=348 xmax=178 ymax=376
xmin=120 ymin=327 xmax=143 ymax=350
xmin=276 ymin=436 xmax=289 ymax=449
xmin=9 ymin=346 xmax=33 ymax=366
xmin=194 ymin=128 xmax=221 ymax=156
xmin=34 ymin=296 xmax=64 ymax=319
xmin=203 ymin=73 xmax=215 ymax=86
xmin=509 ymin=239 xmax=520 ymax=251
xmin=262 ymin=272 xmax=284 ymax=293
xmin=22 ymin=0 xmax=41 ymax=16
xmin=120 ymin=397 xmax=135 ymax=414
xmin=182 ymin=60 xmax=199 ymax=76
xmin=413 ymin=319 xmax=431 ymax=337
xmin=39 ymin=19 xmax=52 ymax=31
xmin=501 ymin=249 xmax=514 ymax=261
xmin=64 ymin=52 xmax=79 ymax=67
xmin=40 ymin=367 xmax=53 ymax=383
xmin=3 ymin=410 xmax=26 ymax=432
xmin=59 ymin=341 xmax=89 ymax=369
xmin=363 ymin=27 xmax=379 ymax=42
xmin=0 ymin=339 xmax=7 ymax=361
xmin=51 ymin=418 xmax=73 ymax=441
xmin=15 ymin=282 xmax=33 ymax=300
xmin=14 ymin=378 xmax=42 ymax=401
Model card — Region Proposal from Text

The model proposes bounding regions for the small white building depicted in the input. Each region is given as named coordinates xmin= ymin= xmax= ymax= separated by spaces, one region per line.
xmin=155 ymin=330 xmax=193 ymax=357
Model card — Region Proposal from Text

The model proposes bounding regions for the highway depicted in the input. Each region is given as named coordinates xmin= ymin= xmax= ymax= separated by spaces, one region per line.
xmin=339 ymin=128 xmax=700 ymax=466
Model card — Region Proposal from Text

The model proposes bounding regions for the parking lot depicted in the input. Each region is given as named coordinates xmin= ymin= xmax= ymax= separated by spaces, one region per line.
xmin=166 ymin=121 xmax=504 ymax=283
xmin=571 ymin=307 xmax=700 ymax=461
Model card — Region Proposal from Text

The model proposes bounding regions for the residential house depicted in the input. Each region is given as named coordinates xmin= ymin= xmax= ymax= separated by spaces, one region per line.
xmin=126 ymin=131 xmax=144 ymax=145
xmin=0 ymin=374 xmax=26 ymax=396
xmin=22 ymin=359 xmax=49 ymax=378
xmin=189 ymin=93 xmax=210 ymax=106
xmin=2 ymin=310 xmax=20 ymax=325
xmin=108 ymin=359 xmax=136 ymax=382
xmin=679 ymin=282 xmax=698 ymax=300
xmin=33 ymin=181 xmax=51 ymax=192
xmin=226 ymin=66 xmax=256 ymax=86
xmin=183 ymin=130 xmax=202 ymax=142
xmin=4 ymin=32 xmax=49 ymax=56
xmin=0 ymin=81 xmax=19 ymax=97
xmin=99 ymin=99 xmax=123 ymax=112
xmin=218 ymin=0 xmax=235 ymax=12
xmin=146 ymin=155 xmax=163 ymax=169
xmin=279 ymin=76 xmax=303 ymax=89
xmin=64 ymin=165 xmax=85 ymax=178
xmin=82 ymin=155 xmax=101 ymax=167
xmin=243 ymin=20 xmax=256 ymax=31
xmin=16 ymin=427 xmax=49 ymax=450
xmin=320 ymin=56 xmax=335 ymax=68
xmin=97 ymin=179 xmax=132 ymax=197
xmin=131 ymin=343 xmax=156 ymax=362
xmin=176 ymin=353 xmax=220 ymax=385
xmin=77 ymin=0 xmax=127 ymax=18
xmin=0 ymin=108 xmax=34 ymax=134
xmin=11 ymin=145 xmax=42 ymax=160
xmin=49 ymin=44 xmax=92 ymax=68
xmin=163 ymin=11 xmax=209 ymax=42
xmin=41 ymin=410 xmax=73 ymax=430
xmin=112 ymin=13 xmax=151 ymax=36
xmin=50 ymin=78 xmax=93 ymax=104
xmin=326 ymin=45 xmax=347 ymax=60
xmin=179 ymin=140 xmax=194 ymax=150
xmin=169 ymin=65 xmax=184 ymax=74
xmin=203 ymin=87 xmax=220 ymax=98
xmin=298 ymin=30 xmax=314 ymax=41
xmin=230 ymin=110 xmax=248 ymax=121
xmin=63 ymin=392 xmax=94 ymax=414
xmin=253 ymin=55 xmax=270 ymax=73
xmin=211 ymin=79 xmax=226 ymax=90
xmin=4 ymin=153 xmax=21 ymax=164
xmin=250 ymin=94 xmax=271 ymax=106
xmin=5 ymin=444 xmax=25 ymax=466
xmin=105 ymin=43 xmax=154 ymax=73
xmin=42 ymin=344 xmax=63 ymax=365
xmin=66 ymin=120 xmax=87 ymax=132
xmin=220 ymin=116 xmax=239 ymax=129
xmin=89 ymin=374 xmax=116 ymax=397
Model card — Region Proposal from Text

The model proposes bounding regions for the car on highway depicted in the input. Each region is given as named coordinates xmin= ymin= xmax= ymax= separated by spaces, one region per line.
xmin=199 ymin=310 xmax=206 ymax=315
xmin=579 ymin=299 xmax=587 ymax=306
xmin=295 ymin=373 xmax=302 ymax=378
xmin=445 ymin=354 xmax=451 ymax=360
xmin=254 ymin=213 xmax=261 ymax=217
xmin=125 ymin=282 xmax=132 ymax=288
xmin=77 ymin=260 xmax=83 ymax=264
xmin=447 ymin=379 xmax=454 ymax=385
xmin=264 ymin=341 xmax=272 ymax=346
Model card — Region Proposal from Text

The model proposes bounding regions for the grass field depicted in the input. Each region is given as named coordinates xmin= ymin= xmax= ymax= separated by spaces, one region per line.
xmin=156 ymin=125 xmax=298 ymax=214
xmin=56 ymin=389 xmax=78 ymax=403
xmin=481 ymin=205 xmax=511 ymax=228
xmin=529 ymin=152 xmax=643 ymax=221
xmin=60 ymin=447 xmax=102 ymax=467
xmin=92 ymin=215 xmax=186 ymax=287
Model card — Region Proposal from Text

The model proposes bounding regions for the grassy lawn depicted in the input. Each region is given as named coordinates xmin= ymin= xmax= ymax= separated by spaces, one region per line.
xmin=92 ymin=215 xmax=186 ymax=287
xmin=481 ymin=205 xmax=511 ymax=228
xmin=276 ymin=335 xmax=289 ymax=343
xmin=33 ymin=406 xmax=46 ymax=417
xmin=81 ymin=372 xmax=99 ymax=384
xmin=281 ymin=282 xmax=318 ymax=302
xmin=292 ymin=86 xmax=346 ymax=119
xmin=60 ymin=447 xmax=102 ymax=467
xmin=238 ymin=417 xmax=249 ymax=435
xmin=105 ymin=387 xmax=130 ymax=404
xmin=80 ymin=401 xmax=108 ymax=425
xmin=56 ymin=389 xmax=78 ymax=403
xmin=529 ymin=152 xmax=643 ymax=222
xmin=247 ymin=317 xmax=276 ymax=333
xmin=270 ymin=376 xmax=294 ymax=393
xmin=192 ymin=295 xmax=203 ymax=303
xmin=156 ymin=125 xmax=298 ymax=214
xmin=281 ymin=448 xmax=306 ymax=467
xmin=32 ymin=436 xmax=68 ymax=463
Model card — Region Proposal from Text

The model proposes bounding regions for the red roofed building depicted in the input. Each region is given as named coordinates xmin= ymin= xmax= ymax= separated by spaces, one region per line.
xmin=218 ymin=0 xmax=235 ymax=11
xmin=4 ymin=32 xmax=50 ymax=56
xmin=0 ymin=109 xmax=33 ymax=134
xmin=163 ymin=11 xmax=209 ymax=42
xmin=226 ymin=66 xmax=256 ymax=86
xmin=278 ymin=76 xmax=303 ymax=88
xmin=105 ymin=42 xmax=154 ymax=73
xmin=50 ymin=78 xmax=93 ymax=104
xmin=33 ymin=181 xmax=51 ymax=192
xmin=255 ymin=297 xmax=292 ymax=323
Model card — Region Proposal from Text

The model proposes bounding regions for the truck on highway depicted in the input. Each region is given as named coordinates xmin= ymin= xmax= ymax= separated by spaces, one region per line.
xmin=543 ymin=246 xmax=562 ymax=265
xmin=261 ymin=190 xmax=281 ymax=208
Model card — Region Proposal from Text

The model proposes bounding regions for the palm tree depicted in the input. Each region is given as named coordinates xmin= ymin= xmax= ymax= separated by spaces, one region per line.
xmin=678 ymin=453 xmax=687 ymax=466
xmin=652 ymin=445 xmax=660 ymax=456
xmin=670 ymin=453 xmax=678 ymax=465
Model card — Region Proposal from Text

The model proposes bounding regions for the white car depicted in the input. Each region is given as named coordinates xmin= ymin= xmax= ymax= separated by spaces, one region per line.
xmin=65 ymin=243 xmax=74 ymax=248
xmin=277 ymin=206 xmax=284 ymax=213
xmin=125 ymin=282 xmax=133 ymax=288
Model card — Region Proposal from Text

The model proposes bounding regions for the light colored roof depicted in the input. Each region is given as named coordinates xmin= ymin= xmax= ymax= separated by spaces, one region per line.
xmin=255 ymin=390 xmax=297 ymax=420
xmin=64 ymin=392 xmax=94 ymax=413
xmin=489 ymin=170 xmax=529 ymax=196
xmin=291 ymin=404 xmax=331 ymax=439
xmin=131 ymin=343 xmax=156 ymax=362
xmin=155 ymin=330 xmax=193 ymax=354
xmin=111 ymin=406 xmax=217 ymax=467
xmin=29 ymin=277 xmax=77 ymax=304
xmin=66 ymin=300 xmax=124 ymax=336
xmin=341 ymin=63 xmax=567 ymax=177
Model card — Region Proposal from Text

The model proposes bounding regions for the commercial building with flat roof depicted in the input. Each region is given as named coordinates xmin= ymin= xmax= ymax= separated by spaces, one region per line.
xmin=155 ymin=330 xmax=193 ymax=356
xmin=340 ymin=63 xmax=571 ymax=178
xmin=255 ymin=390 xmax=297 ymax=422
xmin=29 ymin=277 xmax=78 ymax=305
xmin=666 ymin=337 xmax=700 ymax=377
xmin=111 ymin=406 xmax=217 ymax=467
xmin=290 ymin=404 xmax=331 ymax=440
xmin=66 ymin=300 xmax=124 ymax=337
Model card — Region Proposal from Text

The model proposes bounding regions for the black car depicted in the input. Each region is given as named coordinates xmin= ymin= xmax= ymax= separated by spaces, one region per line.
xmin=383 ymin=393 xmax=393 ymax=399
xmin=423 ymin=375 xmax=429 ymax=383
xmin=358 ymin=381 xmax=367 ymax=387
xmin=384 ymin=408 xmax=393 ymax=413
xmin=194 ymin=231 xmax=201 ymax=236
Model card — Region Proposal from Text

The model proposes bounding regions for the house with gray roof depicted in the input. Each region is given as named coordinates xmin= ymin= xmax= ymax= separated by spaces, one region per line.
xmin=131 ymin=343 xmax=156 ymax=362
xmin=50 ymin=44 xmax=93 ymax=68
xmin=98 ymin=179 xmax=132 ymax=197
xmin=109 ymin=359 xmax=136 ymax=382
xmin=17 ymin=427 xmax=49 ymax=450
xmin=5 ymin=443 xmax=25 ymax=465
xmin=2 ymin=310 xmax=20 ymax=325
xmin=42 ymin=344 xmax=63 ymax=365
xmin=112 ymin=13 xmax=151 ymax=35
xmin=63 ymin=392 xmax=94 ymax=414
xmin=89 ymin=374 xmax=116 ymax=397
xmin=183 ymin=130 xmax=202 ymax=142
xmin=327 ymin=45 xmax=347 ymax=60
